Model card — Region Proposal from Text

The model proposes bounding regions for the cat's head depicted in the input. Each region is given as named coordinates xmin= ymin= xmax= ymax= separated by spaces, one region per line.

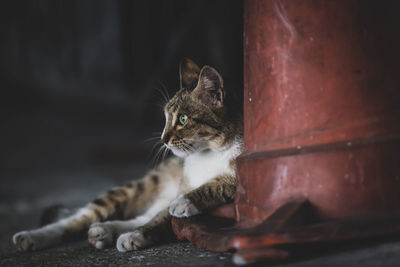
xmin=161 ymin=59 xmax=236 ymax=158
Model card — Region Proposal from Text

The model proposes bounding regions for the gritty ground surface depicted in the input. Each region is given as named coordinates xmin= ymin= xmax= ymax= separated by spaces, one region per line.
xmin=1 ymin=239 xmax=233 ymax=267
xmin=2 ymin=168 xmax=400 ymax=266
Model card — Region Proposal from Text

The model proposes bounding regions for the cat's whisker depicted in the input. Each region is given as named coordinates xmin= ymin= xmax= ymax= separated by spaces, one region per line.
xmin=146 ymin=89 xmax=169 ymax=110
xmin=156 ymin=80 xmax=170 ymax=101
xmin=143 ymin=98 xmax=166 ymax=109
xmin=150 ymin=102 xmax=168 ymax=109
xmin=180 ymin=138 xmax=202 ymax=147
xmin=150 ymin=88 xmax=168 ymax=105
xmin=156 ymin=144 xmax=170 ymax=166
xmin=147 ymin=140 xmax=165 ymax=165
xmin=149 ymin=139 xmax=162 ymax=152
xmin=150 ymin=145 xmax=164 ymax=167
xmin=158 ymin=145 xmax=169 ymax=165
xmin=151 ymin=85 xmax=169 ymax=104
xmin=158 ymin=145 xmax=165 ymax=160
xmin=143 ymin=136 xmax=162 ymax=143
xmin=161 ymin=145 xmax=170 ymax=163
xmin=182 ymin=143 xmax=195 ymax=153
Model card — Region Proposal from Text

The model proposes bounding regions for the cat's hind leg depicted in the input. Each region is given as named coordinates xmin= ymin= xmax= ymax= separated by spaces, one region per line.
xmin=13 ymin=205 xmax=103 ymax=251
xmin=12 ymin=157 xmax=182 ymax=251
xmin=11 ymin=176 xmax=156 ymax=251
xmin=13 ymin=177 xmax=161 ymax=252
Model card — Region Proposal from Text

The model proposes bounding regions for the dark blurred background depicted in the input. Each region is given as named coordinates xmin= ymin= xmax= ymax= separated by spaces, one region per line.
xmin=0 ymin=0 xmax=243 ymax=250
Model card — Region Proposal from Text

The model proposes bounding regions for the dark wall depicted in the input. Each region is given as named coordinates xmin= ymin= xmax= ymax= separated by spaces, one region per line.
xmin=0 ymin=0 xmax=243 ymax=171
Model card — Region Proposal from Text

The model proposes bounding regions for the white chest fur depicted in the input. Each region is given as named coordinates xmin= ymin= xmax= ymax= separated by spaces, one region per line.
xmin=183 ymin=141 xmax=241 ymax=190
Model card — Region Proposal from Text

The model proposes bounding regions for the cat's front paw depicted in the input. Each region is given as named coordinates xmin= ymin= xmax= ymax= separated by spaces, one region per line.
xmin=169 ymin=195 xmax=200 ymax=218
xmin=88 ymin=222 xmax=114 ymax=249
xmin=13 ymin=231 xmax=36 ymax=251
xmin=116 ymin=230 xmax=151 ymax=252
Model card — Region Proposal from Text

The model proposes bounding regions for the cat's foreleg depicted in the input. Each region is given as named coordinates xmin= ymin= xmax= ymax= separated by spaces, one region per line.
xmin=116 ymin=208 xmax=172 ymax=252
xmin=169 ymin=174 xmax=236 ymax=218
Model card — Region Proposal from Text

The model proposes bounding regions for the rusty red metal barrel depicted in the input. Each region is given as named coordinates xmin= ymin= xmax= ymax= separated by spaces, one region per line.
xmin=237 ymin=0 xmax=400 ymax=227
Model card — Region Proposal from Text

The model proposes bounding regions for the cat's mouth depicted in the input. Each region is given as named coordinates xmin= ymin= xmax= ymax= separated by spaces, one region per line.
xmin=168 ymin=146 xmax=189 ymax=158
xmin=167 ymin=142 xmax=197 ymax=158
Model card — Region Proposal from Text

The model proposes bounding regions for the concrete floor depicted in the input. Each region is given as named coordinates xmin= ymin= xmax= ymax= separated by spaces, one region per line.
xmin=1 ymin=239 xmax=234 ymax=267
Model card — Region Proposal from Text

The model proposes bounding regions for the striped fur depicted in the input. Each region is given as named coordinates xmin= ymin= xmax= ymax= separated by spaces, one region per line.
xmin=12 ymin=59 xmax=243 ymax=252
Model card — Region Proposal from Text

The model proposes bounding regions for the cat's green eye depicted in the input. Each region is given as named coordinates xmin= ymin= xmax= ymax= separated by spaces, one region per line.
xmin=179 ymin=114 xmax=188 ymax=125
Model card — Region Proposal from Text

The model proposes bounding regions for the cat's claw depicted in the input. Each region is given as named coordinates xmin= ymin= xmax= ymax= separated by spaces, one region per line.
xmin=13 ymin=231 xmax=36 ymax=251
xmin=116 ymin=231 xmax=150 ymax=252
xmin=88 ymin=222 xmax=114 ymax=249
xmin=169 ymin=195 xmax=200 ymax=218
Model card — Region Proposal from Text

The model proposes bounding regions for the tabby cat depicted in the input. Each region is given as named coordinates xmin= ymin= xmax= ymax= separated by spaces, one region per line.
xmin=12 ymin=58 xmax=243 ymax=252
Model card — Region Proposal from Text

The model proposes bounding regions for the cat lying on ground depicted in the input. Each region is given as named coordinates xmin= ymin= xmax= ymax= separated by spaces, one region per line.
xmin=13 ymin=58 xmax=243 ymax=252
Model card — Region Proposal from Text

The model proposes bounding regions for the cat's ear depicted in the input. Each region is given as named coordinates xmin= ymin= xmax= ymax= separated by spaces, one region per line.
xmin=192 ymin=66 xmax=225 ymax=108
xmin=179 ymin=58 xmax=200 ymax=90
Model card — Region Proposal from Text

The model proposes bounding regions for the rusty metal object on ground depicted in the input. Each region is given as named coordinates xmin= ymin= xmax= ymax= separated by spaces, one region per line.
xmin=238 ymin=0 xmax=400 ymax=226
